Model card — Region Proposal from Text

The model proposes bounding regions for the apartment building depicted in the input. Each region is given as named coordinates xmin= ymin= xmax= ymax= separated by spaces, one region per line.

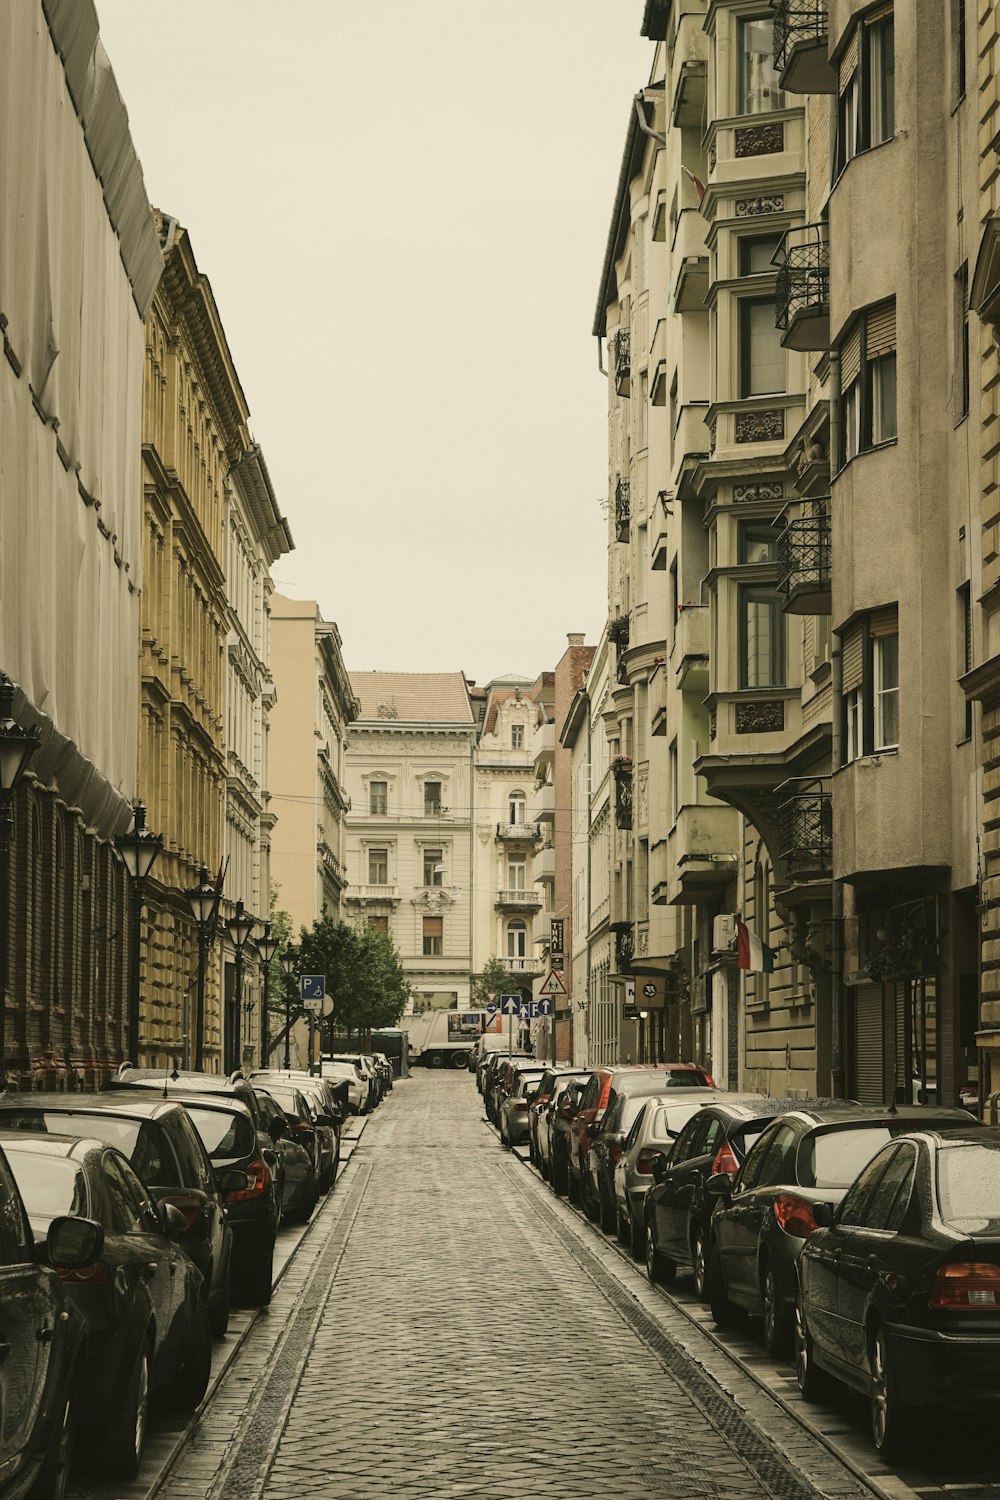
xmin=343 ymin=673 xmax=475 ymax=1011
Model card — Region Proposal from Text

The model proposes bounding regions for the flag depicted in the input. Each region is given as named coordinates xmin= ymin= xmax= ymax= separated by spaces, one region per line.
xmin=736 ymin=917 xmax=775 ymax=974
xmin=680 ymin=163 xmax=707 ymax=204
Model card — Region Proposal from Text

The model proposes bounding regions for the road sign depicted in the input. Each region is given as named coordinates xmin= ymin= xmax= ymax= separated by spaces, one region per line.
xmin=485 ymin=1000 xmax=498 ymax=1016
xmin=499 ymin=993 xmax=521 ymax=1016
xmin=534 ymin=997 xmax=553 ymax=1017
xmin=302 ymin=997 xmax=323 ymax=1016
xmin=538 ymin=969 xmax=568 ymax=998
xmin=300 ymin=975 xmax=325 ymax=1001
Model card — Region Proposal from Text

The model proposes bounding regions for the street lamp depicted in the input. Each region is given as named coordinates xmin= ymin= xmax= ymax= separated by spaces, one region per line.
xmin=255 ymin=921 xmax=279 ymax=1067
xmin=114 ymin=802 xmax=162 ymax=1068
xmin=186 ymin=866 xmax=218 ymax=1072
xmin=225 ymin=900 xmax=256 ymax=1074
xmin=0 ymin=677 xmax=39 ymax=1089
xmin=280 ymin=944 xmax=298 ymax=1070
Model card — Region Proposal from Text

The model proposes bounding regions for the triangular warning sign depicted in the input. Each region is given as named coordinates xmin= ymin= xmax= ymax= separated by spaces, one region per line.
xmin=539 ymin=968 xmax=568 ymax=997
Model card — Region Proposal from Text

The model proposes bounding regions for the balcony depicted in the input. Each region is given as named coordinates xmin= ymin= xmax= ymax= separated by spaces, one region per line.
xmin=613 ymin=759 xmax=633 ymax=831
xmin=609 ymin=614 xmax=630 ymax=688
xmin=777 ymin=777 xmax=832 ymax=880
xmin=612 ymin=921 xmax=634 ymax=975
xmin=672 ymin=605 xmax=710 ymax=692
xmin=532 ymin=719 xmax=555 ymax=777
xmin=671 ymin=205 xmax=709 ymax=315
xmin=614 ymin=329 xmax=631 ymax=397
xmin=772 ymin=0 xmax=835 ymax=95
xmin=651 ymin=663 xmax=668 ymax=738
xmin=533 ymin=777 xmax=555 ymax=825
xmin=503 ymin=956 xmax=544 ymax=980
xmin=615 ymin=478 xmax=631 ymax=542
xmin=496 ymin=821 xmax=542 ymax=844
xmin=775 ymin=223 xmax=829 ymax=352
xmin=496 ymin=887 xmax=543 ymax=913
xmin=776 ymin=497 xmax=831 ymax=615
xmin=663 ymin=805 xmax=740 ymax=905
xmin=533 ymin=843 xmax=556 ymax=884
xmin=348 ymin=883 xmax=400 ymax=905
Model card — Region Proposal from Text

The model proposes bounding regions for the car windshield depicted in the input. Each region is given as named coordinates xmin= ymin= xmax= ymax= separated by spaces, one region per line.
xmin=0 ymin=1111 xmax=178 ymax=1185
xmin=663 ymin=1071 xmax=711 ymax=1088
xmin=937 ymin=1141 xmax=1000 ymax=1230
xmin=185 ymin=1108 xmax=255 ymax=1162
xmin=6 ymin=1154 xmax=87 ymax=1219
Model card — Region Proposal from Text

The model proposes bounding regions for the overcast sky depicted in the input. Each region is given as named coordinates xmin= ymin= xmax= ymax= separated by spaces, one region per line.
xmin=97 ymin=1 xmax=651 ymax=684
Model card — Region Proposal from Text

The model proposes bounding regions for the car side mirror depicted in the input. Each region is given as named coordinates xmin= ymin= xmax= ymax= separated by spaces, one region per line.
xmin=46 ymin=1214 xmax=104 ymax=1268
xmin=705 ymin=1171 xmax=735 ymax=1200
xmin=269 ymin=1116 xmax=286 ymax=1141
xmin=315 ymin=1113 xmax=339 ymax=1130
xmin=216 ymin=1168 xmax=249 ymax=1198
xmin=159 ymin=1202 xmax=188 ymax=1238
xmin=651 ymin=1153 xmax=668 ymax=1184
xmin=813 ymin=1200 xmax=835 ymax=1228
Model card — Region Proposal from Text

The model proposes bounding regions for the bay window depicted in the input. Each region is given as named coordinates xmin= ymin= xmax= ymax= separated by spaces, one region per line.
xmin=841 ymin=605 xmax=899 ymax=761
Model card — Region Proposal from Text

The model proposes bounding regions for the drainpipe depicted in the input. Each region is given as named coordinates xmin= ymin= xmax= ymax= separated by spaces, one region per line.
xmin=829 ymin=347 xmax=844 ymax=1097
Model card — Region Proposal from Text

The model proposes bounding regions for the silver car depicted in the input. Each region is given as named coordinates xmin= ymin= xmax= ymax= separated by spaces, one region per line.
xmin=613 ymin=1091 xmax=720 ymax=1258
xmin=498 ymin=1066 xmax=549 ymax=1148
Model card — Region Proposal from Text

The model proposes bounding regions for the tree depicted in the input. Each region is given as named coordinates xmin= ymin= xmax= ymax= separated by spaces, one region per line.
xmin=471 ymin=956 xmax=509 ymax=1009
xmin=295 ymin=917 xmax=411 ymax=1045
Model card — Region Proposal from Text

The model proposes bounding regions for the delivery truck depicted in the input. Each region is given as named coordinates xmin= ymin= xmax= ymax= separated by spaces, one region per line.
xmin=406 ymin=1009 xmax=486 ymax=1069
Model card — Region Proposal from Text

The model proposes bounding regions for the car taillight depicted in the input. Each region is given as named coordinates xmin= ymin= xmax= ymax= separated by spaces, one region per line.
xmin=56 ymin=1261 xmax=108 ymax=1283
xmin=772 ymin=1194 xmax=818 ymax=1239
xmin=226 ymin=1158 xmax=271 ymax=1202
xmin=635 ymin=1148 xmax=660 ymax=1175
xmin=930 ymin=1261 xmax=1000 ymax=1309
xmin=711 ymin=1142 xmax=740 ymax=1176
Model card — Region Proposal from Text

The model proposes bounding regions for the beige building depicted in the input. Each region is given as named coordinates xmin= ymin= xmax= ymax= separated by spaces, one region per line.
xmin=269 ymin=596 xmax=358 ymax=941
xmin=0 ymin=4 xmax=160 ymax=1086
xmin=344 ymin=673 xmax=475 ymax=1011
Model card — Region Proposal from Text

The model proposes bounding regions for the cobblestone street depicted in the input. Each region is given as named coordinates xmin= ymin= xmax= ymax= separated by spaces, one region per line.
xmin=152 ymin=1074 xmax=883 ymax=1500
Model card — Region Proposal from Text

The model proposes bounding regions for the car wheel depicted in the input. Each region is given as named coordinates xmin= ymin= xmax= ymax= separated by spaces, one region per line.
xmin=709 ymin=1243 xmax=739 ymax=1326
xmin=761 ymin=1261 xmax=792 ymax=1357
xmin=645 ymin=1223 xmax=676 ymax=1286
xmin=209 ymin=1267 xmax=231 ymax=1339
xmin=103 ymin=1343 xmax=149 ymax=1477
xmin=30 ymin=1394 xmax=75 ymax=1500
xmin=429 ymin=1052 xmax=445 ymax=1069
xmin=691 ymin=1227 xmax=709 ymax=1303
xmin=450 ymin=1050 xmax=469 ymax=1070
xmin=240 ymin=1248 xmax=274 ymax=1308
xmin=629 ymin=1210 xmax=646 ymax=1262
xmin=539 ymin=1153 xmax=550 ymax=1182
xmin=599 ymin=1183 xmax=617 ymax=1235
xmin=794 ymin=1288 xmax=825 ymax=1401
xmin=870 ymin=1321 xmax=910 ymax=1459
xmin=161 ymin=1302 xmax=212 ymax=1412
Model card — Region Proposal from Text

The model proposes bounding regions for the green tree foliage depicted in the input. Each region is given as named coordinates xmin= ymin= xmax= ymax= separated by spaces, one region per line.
xmin=296 ymin=917 xmax=411 ymax=1041
xmin=471 ymin=956 xmax=509 ymax=1009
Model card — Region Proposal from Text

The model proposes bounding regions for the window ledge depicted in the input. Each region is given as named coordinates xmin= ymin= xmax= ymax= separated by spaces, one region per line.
xmin=833 ymin=133 xmax=897 ymax=191
xmin=835 ymin=436 xmax=898 ymax=477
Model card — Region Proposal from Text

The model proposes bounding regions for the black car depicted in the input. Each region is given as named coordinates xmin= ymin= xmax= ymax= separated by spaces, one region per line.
xmin=251 ymin=1087 xmax=319 ymax=1221
xmin=0 ymin=1138 xmax=90 ymax=1499
xmin=706 ymin=1102 xmax=974 ymax=1355
xmin=3 ymin=1133 xmax=213 ymax=1478
xmin=797 ymin=1125 xmax=1000 ymax=1458
xmin=250 ymin=1071 xmax=341 ymax=1191
xmin=0 ymin=1093 xmax=235 ymax=1339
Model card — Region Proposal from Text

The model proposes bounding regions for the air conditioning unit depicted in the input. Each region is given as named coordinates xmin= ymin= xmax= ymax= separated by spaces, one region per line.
xmin=713 ymin=914 xmax=737 ymax=953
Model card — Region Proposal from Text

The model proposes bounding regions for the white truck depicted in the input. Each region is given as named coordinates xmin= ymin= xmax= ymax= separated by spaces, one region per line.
xmin=407 ymin=1010 xmax=485 ymax=1069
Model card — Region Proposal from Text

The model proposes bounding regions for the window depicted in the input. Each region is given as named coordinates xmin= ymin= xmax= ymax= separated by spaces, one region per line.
xmin=506 ymin=920 xmax=526 ymax=959
xmin=953 ymin=0 xmax=967 ymax=103
xmin=740 ymin=298 xmax=785 ymax=397
xmin=955 ymin=262 xmax=969 ymax=422
xmin=739 ymin=586 xmax=785 ymax=688
xmin=842 ymin=605 xmax=899 ymax=761
xmin=508 ymin=794 xmax=526 ymax=825
xmin=739 ymin=523 xmax=777 ymax=565
xmin=368 ymin=848 xmax=388 ymax=884
xmin=507 ymin=857 xmax=526 ymax=891
xmin=739 ymin=17 xmax=785 ymax=115
xmin=369 ymin=779 xmax=387 ymax=816
xmin=368 ymin=915 xmax=389 ymax=934
xmin=837 ymin=9 xmax=894 ymax=174
xmin=669 ymin=740 xmax=678 ymax=823
xmin=839 ymin=302 xmax=896 ymax=462
xmin=422 ymin=916 xmax=443 ymax=957
xmin=423 ymin=848 xmax=443 ymax=886
xmin=739 ymin=235 xmax=781 ymax=276
xmin=960 ymin=582 xmax=973 ymax=739
xmin=511 ymin=723 xmax=524 ymax=750
xmin=424 ymin=781 xmax=442 ymax=816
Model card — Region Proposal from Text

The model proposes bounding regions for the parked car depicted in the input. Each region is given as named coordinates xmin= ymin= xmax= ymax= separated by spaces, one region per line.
xmin=329 ymin=1054 xmax=378 ymax=1112
xmin=481 ymin=1052 xmax=528 ymax=1122
xmin=548 ymin=1077 xmax=588 ymax=1195
xmin=489 ymin=1060 xmax=547 ymax=1131
xmin=585 ymin=1086 xmax=719 ymax=1234
xmin=321 ymin=1058 xmax=366 ymax=1115
xmin=3 ymin=1132 xmax=215 ymax=1477
xmin=567 ymin=1065 xmax=716 ymax=1205
xmin=527 ymin=1067 xmax=577 ymax=1168
xmin=795 ymin=1124 xmax=1000 ymax=1457
xmin=706 ymin=1102 xmax=975 ymax=1355
xmin=537 ymin=1073 xmax=590 ymax=1181
xmin=497 ymin=1065 xmax=550 ymax=1148
xmin=253 ymin=1088 xmax=315 ymax=1222
xmin=0 ymin=1136 xmax=90 ymax=1499
xmin=372 ymin=1052 xmax=393 ymax=1093
xmin=250 ymin=1071 xmax=340 ymax=1190
xmin=250 ymin=1084 xmax=321 ymax=1218
xmin=0 ymin=1092 xmax=236 ymax=1337
xmin=606 ymin=1091 xmax=722 ymax=1257
xmin=478 ymin=1047 xmax=529 ymax=1101
xmin=643 ymin=1093 xmax=780 ymax=1295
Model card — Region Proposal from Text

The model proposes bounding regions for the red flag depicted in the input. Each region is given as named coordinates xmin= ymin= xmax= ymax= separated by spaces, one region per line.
xmin=680 ymin=164 xmax=706 ymax=204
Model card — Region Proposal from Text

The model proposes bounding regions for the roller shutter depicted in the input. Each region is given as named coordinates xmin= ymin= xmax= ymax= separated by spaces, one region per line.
xmin=840 ymin=322 xmax=862 ymax=390
xmin=853 ymin=984 xmax=884 ymax=1106
xmin=866 ymin=302 xmax=896 ymax=360
xmin=842 ymin=620 xmax=865 ymax=695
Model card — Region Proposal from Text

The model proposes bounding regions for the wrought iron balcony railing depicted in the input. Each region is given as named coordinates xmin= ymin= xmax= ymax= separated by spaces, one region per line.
xmin=777 ymin=777 xmax=832 ymax=876
xmin=614 ymin=329 xmax=631 ymax=397
xmin=773 ymin=0 xmax=827 ymax=72
xmin=615 ymin=478 xmax=631 ymax=542
xmin=613 ymin=762 xmax=633 ymax=830
xmin=611 ymin=920 xmax=634 ymax=975
xmin=775 ymin=223 xmax=829 ymax=350
xmin=609 ymin=613 xmax=631 ymax=688
xmin=776 ymin=497 xmax=831 ymax=614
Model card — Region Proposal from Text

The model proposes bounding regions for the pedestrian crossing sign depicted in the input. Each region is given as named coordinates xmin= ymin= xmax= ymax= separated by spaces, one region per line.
xmin=538 ymin=969 xmax=568 ymax=998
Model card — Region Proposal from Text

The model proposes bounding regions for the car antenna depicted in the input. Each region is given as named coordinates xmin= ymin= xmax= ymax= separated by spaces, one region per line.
xmin=886 ymin=1060 xmax=898 ymax=1116
xmin=164 ymin=1063 xmax=179 ymax=1100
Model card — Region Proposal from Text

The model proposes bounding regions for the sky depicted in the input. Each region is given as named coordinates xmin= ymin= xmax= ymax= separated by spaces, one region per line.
xmin=97 ymin=1 xmax=652 ymax=684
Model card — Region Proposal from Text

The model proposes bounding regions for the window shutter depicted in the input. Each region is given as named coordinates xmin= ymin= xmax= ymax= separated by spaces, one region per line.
xmin=840 ymin=322 xmax=862 ymax=390
xmin=423 ymin=916 xmax=443 ymax=937
xmin=866 ymin=302 xmax=896 ymax=360
xmin=839 ymin=27 xmax=860 ymax=94
xmin=842 ymin=620 xmax=864 ymax=694
xmin=869 ymin=603 xmax=898 ymax=639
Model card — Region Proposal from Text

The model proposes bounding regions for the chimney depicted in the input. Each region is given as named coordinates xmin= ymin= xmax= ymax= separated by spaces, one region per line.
xmin=567 ymin=633 xmax=585 ymax=646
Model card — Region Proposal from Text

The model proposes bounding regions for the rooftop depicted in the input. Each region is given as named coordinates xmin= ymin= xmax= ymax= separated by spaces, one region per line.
xmin=349 ymin=671 xmax=476 ymax=725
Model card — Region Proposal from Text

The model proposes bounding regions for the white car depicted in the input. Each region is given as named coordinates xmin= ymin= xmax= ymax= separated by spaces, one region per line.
xmin=321 ymin=1058 xmax=365 ymax=1114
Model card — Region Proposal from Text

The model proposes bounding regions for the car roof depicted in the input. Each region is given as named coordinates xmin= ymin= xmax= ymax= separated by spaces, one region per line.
xmin=753 ymin=1102 xmax=975 ymax=1129
xmin=0 ymin=1130 xmax=97 ymax=1160
xmin=0 ymin=1092 xmax=181 ymax=1119
xmin=155 ymin=1091 xmax=252 ymax=1119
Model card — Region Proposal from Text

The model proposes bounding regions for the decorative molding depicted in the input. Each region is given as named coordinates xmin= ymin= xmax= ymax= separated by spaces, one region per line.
xmin=735 ymin=194 xmax=784 ymax=217
xmin=735 ymin=408 xmax=784 ymax=443
xmin=710 ymin=707 xmax=717 ymax=740
xmin=734 ymin=121 xmax=784 ymax=158
xmin=709 ymin=420 xmax=717 ymax=454
xmin=708 ymin=142 xmax=717 ymax=173
xmin=734 ymin=481 xmax=784 ymax=504
xmin=735 ymin=700 xmax=785 ymax=734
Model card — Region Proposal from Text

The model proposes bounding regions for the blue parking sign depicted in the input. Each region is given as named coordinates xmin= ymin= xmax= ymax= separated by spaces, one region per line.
xmin=300 ymin=974 xmax=325 ymax=1001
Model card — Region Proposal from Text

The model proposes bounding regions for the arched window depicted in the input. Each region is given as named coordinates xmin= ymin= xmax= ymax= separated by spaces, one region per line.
xmin=508 ymin=793 xmax=526 ymax=825
xmin=506 ymin=920 xmax=526 ymax=959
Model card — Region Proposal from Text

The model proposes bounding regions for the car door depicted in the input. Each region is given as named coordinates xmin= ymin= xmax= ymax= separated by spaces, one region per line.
xmin=799 ymin=1153 xmax=886 ymax=1372
xmin=102 ymin=1151 xmax=177 ymax=1360
xmin=723 ymin=1122 xmax=799 ymax=1301
xmin=835 ymin=1143 xmax=918 ymax=1370
xmin=0 ymin=1149 xmax=47 ymax=1487
xmin=656 ymin=1113 xmax=719 ymax=1260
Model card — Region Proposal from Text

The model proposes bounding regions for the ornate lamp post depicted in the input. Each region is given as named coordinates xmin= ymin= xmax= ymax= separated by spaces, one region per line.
xmin=186 ymin=867 xmax=218 ymax=1072
xmin=0 ymin=677 xmax=39 ymax=1089
xmin=114 ymin=802 xmax=163 ymax=1068
xmin=225 ymin=900 xmax=256 ymax=1074
xmin=280 ymin=944 xmax=298 ymax=1070
xmin=255 ymin=921 xmax=279 ymax=1066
